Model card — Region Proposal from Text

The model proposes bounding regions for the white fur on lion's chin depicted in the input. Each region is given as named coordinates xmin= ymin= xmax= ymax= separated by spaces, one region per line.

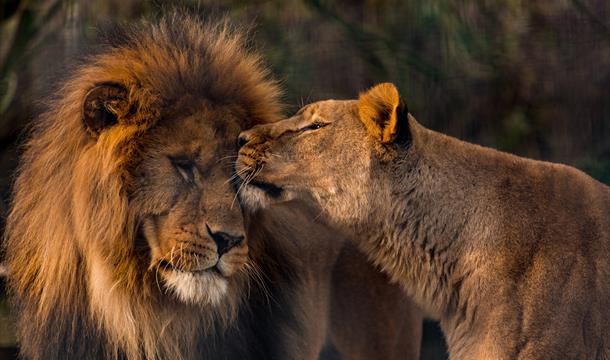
xmin=163 ymin=271 xmax=228 ymax=306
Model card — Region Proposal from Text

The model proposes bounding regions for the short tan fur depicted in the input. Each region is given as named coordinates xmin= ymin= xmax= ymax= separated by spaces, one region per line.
xmin=237 ymin=83 xmax=610 ymax=360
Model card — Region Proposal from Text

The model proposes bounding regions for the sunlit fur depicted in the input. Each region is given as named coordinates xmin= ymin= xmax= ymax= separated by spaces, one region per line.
xmin=238 ymin=83 xmax=610 ymax=360
xmin=3 ymin=14 xmax=281 ymax=360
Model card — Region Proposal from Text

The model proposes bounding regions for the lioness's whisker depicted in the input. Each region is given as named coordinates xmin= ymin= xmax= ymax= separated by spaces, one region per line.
xmin=231 ymin=164 xmax=262 ymax=209
xmin=230 ymin=169 xmax=251 ymax=202
xmin=224 ymin=166 xmax=251 ymax=186
xmin=215 ymin=155 xmax=239 ymax=163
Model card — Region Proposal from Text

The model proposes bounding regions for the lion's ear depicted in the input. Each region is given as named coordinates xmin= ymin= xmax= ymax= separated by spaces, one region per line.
xmin=358 ymin=83 xmax=407 ymax=144
xmin=82 ymin=83 xmax=130 ymax=138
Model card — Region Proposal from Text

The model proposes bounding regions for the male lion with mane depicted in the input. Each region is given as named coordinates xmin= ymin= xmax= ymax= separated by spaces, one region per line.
xmin=237 ymin=83 xmax=610 ymax=359
xmin=4 ymin=15 xmax=422 ymax=360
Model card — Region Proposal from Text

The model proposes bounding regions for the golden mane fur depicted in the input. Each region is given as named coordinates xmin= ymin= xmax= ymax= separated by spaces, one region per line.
xmin=3 ymin=13 xmax=281 ymax=360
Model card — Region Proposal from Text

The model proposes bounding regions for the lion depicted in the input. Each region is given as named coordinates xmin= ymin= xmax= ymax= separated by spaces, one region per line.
xmin=3 ymin=15 xmax=422 ymax=360
xmin=237 ymin=82 xmax=610 ymax=359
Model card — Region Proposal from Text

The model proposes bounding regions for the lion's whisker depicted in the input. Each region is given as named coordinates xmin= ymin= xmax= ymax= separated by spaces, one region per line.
xmin=108 ymin=277 xmax=123 ymax=295
xmin=169 ymin=246 xmax=177 ymax=269
xmin=178 ymin=242 xmax=185 ymax=269
xmin=154 ymin=260 xmax=163 ymax=293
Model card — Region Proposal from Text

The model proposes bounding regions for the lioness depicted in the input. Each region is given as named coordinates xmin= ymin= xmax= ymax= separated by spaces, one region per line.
xmin=4 ymin=13 xmax=422 ymax=359
xmin=237 ymin=83 xmax=610 ymax=359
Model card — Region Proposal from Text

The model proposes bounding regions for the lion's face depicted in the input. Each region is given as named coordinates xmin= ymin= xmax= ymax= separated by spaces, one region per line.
xmin=5 ymin=17 xmax=285 ymax=359
xmin=236 ymin=83 xmax=405 ymax=225
xmin=133 ymin=105 xmax=248 ymax=306
xmin=83 ymin=84 xmax=249 ymax=306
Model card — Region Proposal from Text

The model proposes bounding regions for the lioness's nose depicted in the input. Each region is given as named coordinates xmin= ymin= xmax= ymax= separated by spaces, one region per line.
xmin=206 ymin=224 xmax=245 ymax=256
xmin=237 ymin=134 xmax=248 ymax=148
xmin=237 ymin=130 xmax=255 ymax=149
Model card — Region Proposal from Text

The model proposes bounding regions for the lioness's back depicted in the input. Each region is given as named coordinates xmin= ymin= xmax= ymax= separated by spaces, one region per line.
xmin=407 ymin=112 xmax=610 ymax=359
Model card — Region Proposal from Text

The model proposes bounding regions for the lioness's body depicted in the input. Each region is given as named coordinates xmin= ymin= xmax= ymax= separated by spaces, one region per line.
xmin=237 ymin=84 xmax=610 ymax=359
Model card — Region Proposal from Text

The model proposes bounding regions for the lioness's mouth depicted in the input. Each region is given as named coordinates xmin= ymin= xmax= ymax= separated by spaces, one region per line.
xmin=236 ymin=153 xmax=281 ymax=194
xmin=249 ymin=180 xmax=284 ymax=198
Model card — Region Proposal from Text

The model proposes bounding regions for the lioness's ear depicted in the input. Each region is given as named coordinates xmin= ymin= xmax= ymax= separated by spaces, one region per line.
xmin=358 ymin=83 xmax=406 ymax=144
xmin=82 ymin=83 xmax=130 ymax=138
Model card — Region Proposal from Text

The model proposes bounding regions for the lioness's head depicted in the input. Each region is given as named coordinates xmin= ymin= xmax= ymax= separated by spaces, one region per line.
xmin=236 ymin=83 xmax=408 ymax=224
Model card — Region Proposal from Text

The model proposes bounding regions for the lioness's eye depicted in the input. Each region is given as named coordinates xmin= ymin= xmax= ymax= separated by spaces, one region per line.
xmin=302 ymin=122 xmax=328 ymax=131
xmin=169 ymin=156 xmax=196 ymax=183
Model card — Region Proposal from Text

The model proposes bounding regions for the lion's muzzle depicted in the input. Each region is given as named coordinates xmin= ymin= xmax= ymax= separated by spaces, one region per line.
xmin=153 ymin=222 xmax=247 ymax=278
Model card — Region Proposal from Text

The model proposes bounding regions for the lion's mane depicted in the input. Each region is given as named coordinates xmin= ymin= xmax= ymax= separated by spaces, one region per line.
xmin=3 ymin=13 xmax=281 ymax=360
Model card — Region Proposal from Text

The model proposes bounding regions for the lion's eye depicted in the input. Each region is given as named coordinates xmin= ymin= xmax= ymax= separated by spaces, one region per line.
xmin=169 ymin=157 xmax=196 ymax=183
xmin=302 ymin=122 xmax=328 ymax=131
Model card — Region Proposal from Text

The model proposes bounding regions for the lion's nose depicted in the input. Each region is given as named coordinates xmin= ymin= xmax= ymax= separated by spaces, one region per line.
xmin=206 ymin=224 xmax=245 ymax=256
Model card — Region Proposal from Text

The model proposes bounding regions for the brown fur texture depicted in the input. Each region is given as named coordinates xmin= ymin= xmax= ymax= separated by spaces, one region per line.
xmin=4 ymin=15 xmax=422 ymax=360
xmin=237 ymin=83 xmax=610 ymax=359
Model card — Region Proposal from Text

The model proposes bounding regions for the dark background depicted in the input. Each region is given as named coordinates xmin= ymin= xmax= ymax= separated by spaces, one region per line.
xmin=1 ymin=0 xmax=610 ymax=358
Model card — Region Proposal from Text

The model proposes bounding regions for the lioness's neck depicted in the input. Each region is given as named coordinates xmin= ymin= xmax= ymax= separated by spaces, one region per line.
xmin=354 ymin=117 xmax=505 ymax=354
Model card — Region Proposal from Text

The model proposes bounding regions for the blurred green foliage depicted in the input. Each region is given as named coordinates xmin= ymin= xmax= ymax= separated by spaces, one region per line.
xmin=0 ymin=293 xmax=16 ymax=347
xmin=1 ymin=0 xmax=610 ymax=163
xmin=0 ymin=0 xmax=61 ymax=115
xmin=580 ymin=154 xmax=610 ymax=185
